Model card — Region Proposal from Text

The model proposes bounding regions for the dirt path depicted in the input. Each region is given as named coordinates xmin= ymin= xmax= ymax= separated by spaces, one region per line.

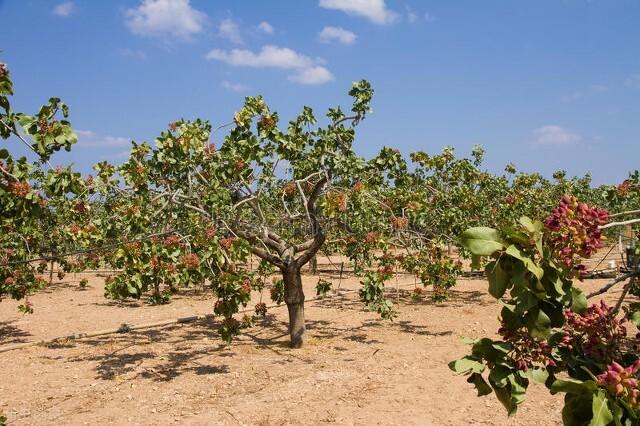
xmin=0 ymin=272 xmax=631 ymax=425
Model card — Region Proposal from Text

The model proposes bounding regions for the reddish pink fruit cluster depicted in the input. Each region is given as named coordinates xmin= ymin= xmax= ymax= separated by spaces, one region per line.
xmin=502 ymin=195 xmax=517 ymax=205
xmin=283 ymin=181 xmax=297 ymax=196
xmin=498 ymin=324 xmax=556 ymax=371
xmin=222 ymin=317 xmax=240 ymax=329
xmin=240 ymin=279 xmax=251 ymax=296
xmin=8 ymin=181 xmax=31 ymax=198
xmin=543 ymin=195 xmax=608 ymax=269
xmin=331 ymin=192 xmax=348 ymax=211
xmin=597 ymin=361 xmax=640 ymax=409
xmin=390 ymin=216 xmax=408 ymax=230
xmin=204 ymin=143 xmax=216 ymax=157
xmin=353 ymin=181 xmax=364 ymax=192
xmin=163 ymin=234 xmax=182 ymax=247
xmin=564 ymin=301 xmax=626 ymax=363
xmin=255 ymin=302 xmax=267 ymax=316
xmin=365 ymin=231 xmax=379 ymax=244
xmin=206 ymin=226 xmax=217 ymax=238
xmin=616 ymin=180 xmax=638 ymax=196
xmin=180 ymin=253 xmax=200 ymax=269
xmin=220 ymin=237 xmax=237 ymax=251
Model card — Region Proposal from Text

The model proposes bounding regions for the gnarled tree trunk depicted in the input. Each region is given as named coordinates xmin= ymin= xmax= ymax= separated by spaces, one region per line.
xmin=282 ymin=262 xmax=305 ymax=348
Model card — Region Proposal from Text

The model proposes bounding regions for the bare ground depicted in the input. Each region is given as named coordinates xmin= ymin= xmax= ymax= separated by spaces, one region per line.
xmin=0 ymin=268 xmax=632 ymax=425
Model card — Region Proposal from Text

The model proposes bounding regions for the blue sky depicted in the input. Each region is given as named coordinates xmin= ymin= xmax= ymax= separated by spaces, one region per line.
xmin=2 ymin=0 xmax=639 ymax=184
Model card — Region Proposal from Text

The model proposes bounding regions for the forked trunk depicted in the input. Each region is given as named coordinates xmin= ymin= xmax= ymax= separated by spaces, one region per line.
xmin=282 ymin=263 xmax=305 ymax=348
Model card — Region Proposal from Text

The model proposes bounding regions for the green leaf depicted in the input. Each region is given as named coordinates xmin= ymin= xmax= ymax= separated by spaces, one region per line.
xmin=467 ymin=373 xmax=492 ymax=396
xmin=486 ymin=259 xmax=509 ymax=299
xmin=524 ymin=367 xmax=549 ymax=385
xmin=489 ymin=365 xmax=512 ymax=388
xmin=459 ymin=227 xmax=504 ymax=256
xmin=550 ymin=378 xmax=597 ymax=396
xmin=563 ymin=394 xmax=595 ymax=426
xmin=524 ymin=307 xmax=551 ymax=339
xmin=518 ymin=216 xmax=542 ymax=234
xmin=571 ymin=287 xmax=588 ymax=314
xmin=491 ymin=382 xmax=519 ymax=416
xmin=589 ymin=390 xmax=614 ymax=426
xmin=505 ymin=245 xmax=544 ymax=279
xmin=449 ymin=356 xmax=485 ymax=374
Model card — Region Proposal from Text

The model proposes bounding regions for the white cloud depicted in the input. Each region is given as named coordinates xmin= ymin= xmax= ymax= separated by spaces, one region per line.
xmin=625 ymin=74 xmax=640 ymax=89
xmin=77 ymin=130 xmax=130 ymax=148
xmin=425 ymin=12 xmax=436 ymax=22
xmin=116 ymin=48 xmax=147 ymax=60
xmin=207 ymin=46 xmax=313 ymax=68
xmin=318 ymin=26 xmax=356 ymax=45
xmin=405 ymin=6 xmax=417 ymax=24
xmin=533 ymin=125 xmax=580 ymax=146
xmin=561 ymin=84 xmax=608 ymax=102
xmin=207 ymin=45 xmax=334 ymax=85
xmin=288 ymin=66 xmax=335 ymax=85
xmin=222 ymin=81 xmax=250 ymax=93
xmin=53 ymin=1 xmax=74 ymax=17
xmin=218 ymin=18 xmax=243 ymax=44
xmin=319 ymin=0 xmax=399 ymax=25
xmin=257 ymin=21 xmax=274 ymax=35
xmin=125 ymin=0 xmax=207 ymax=40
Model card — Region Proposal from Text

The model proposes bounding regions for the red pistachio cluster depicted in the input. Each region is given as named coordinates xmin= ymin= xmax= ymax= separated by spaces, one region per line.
xmin=543 ymin=195 xmax=608 ymax=269
xmin=240 ymin=279 xmax=251 ymax=296
xmin=163 ymin=234 xmax=182 ymax=248
xmin=563 ymin=301 xmax=627 ymax=363
xmin=597 ymin=361 xmax=640 ymax=409
xmin=205 ymin=226 xmax=217 ymax=239
xmin=150 ymin=255 xmax=176 ymax=272
xmin=328 ymin=192 xmax=348 ymax=211
xmin=255 ymin=302 xmax=267 ymax=316
xmin=616 ymin=180 xmax=637 ymax=196
xmin=180 ymin=253 xmax=200 ymax=269
xmin=365 ymin=231 xmax=379 ymax=244
xmin=283 ymin=181 xmax=297 ymax=197
xmin=220 ymin=237 xmax=237 ymax=251
xmin=390 ymin=215 xmax=408 ymax=230
xmin=498 ymin=323 xmax=556 ymax=371
xmin=8 ymin=181 xmax=31 ymax=198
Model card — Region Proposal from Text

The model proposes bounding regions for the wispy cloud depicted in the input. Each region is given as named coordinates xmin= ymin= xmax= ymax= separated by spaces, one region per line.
xmin=319 ymin=0 xmax=399 ymax=25
xmin=561 ymin=84 xmax=608 ymax=102
xmin=222 ymin=81 xmax=250 ymax=93
xmin=206 ymin=45 xmax=334 ymax=85
xmin=288 ymin=66 xmax=334 ymax=85
xmin=533 ymin=125 xmax=580 ymax=146
xmin=124 ymin=0 xmax=207 ymax=41
xmin=625 ymin=73 xmax=640 ymax=89
xmin=76 ymin=130 xmax=130 ymax=148
xmin=116 ymin=48 xmax=147 ymax=60
xmin=256 ymin=21 xmax=274 ymax=35
xmin=318 ymin=26 xmax=356 ymax=45
xmin=405 ymin=6 xmax=417 ymax=24
xmin=425 ymin=12 xmax=436 ymax=22
xmin=52 ymin=1 xmax=74 ymax=17
xmin=218 ymin=18 xmax=242 ymax=44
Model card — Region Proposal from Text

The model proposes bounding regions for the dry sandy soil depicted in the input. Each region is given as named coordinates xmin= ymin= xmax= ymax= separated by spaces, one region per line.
xmin=0 ymin=264 xmax=632 ymax=425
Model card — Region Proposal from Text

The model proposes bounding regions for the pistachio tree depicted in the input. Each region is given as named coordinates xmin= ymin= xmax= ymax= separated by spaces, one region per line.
xmin=95 ymin=81 xmax=375 ymax=347
xmin=0 ymin=62 xmax=90 ymax=311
